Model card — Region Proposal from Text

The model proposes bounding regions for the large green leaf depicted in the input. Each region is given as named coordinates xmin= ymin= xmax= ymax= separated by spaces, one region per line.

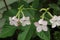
xmin=49 ymin=4 xmax=60 ymax=11
xmin=18 ymin=0 xmax=29 ymax=8
xmin=32 ymin=0 xmax=39 ymax=9
xmin=24 ymin=0 xmax=34 ymax=3
xmin=0 ymin=9 xmax=17 ymax=38
xmin=0 ymin=26 xmax=16 ymax=38
xmin=37 ymin=29 xmax=50 ymax=40
xmin=23 ymin=9 xmax=35 ymax=19
xmin=4 ymin=9 xmax=18 ymax=18
xmin=18 ymin=24 xmax=35 ymax=40
xmin=58 ymin=0 xmax=60 ymax=5
xmin=49 ymin=4 xmax=60 ymax=15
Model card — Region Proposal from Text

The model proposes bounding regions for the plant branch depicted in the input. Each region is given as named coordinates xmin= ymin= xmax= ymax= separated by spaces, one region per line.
xmin=3 ymin=0 xmax=9 ymax=10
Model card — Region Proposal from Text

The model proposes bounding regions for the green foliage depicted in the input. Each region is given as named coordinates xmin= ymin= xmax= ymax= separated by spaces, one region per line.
xmin=32 ymin=0 xmax=39 ymax=9
xmin=0 ymin=9 xmax=17 ymax=38
xmin=49 ymin=4 xmax=60 ymax=15
xmin=1 ymin=0 xmax=60 ymax=40
xmin=18 ymin=24 xmax=35 ymax=40
xmin=37 ymin=29 xmax=50 ymax=40
xmin=0 ymin=18 xmax=6 ymax=28
xmin=0 ymin=26 xmax=16 ymax=38
xmin=53 ymin=31 xmax=60 ymax=40
xmin=58 ymin=0 xmax=60 ymax=5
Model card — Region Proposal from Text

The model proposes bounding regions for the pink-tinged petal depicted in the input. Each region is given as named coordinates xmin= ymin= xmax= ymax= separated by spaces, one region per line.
xmin=38 ymin=19 xmax=47 ymax=25
xmin=50 ymin=15 xmax=58 ymax=24
xmin=36 ymin=27 xmax=42 ymax=32
xmin=12 ymin=16 xmax=16 ymax=19
xmin=9 ymin=22 xmax=14 ymax=25
xmin=56 ymin=22 xmax=60 ymax=26
xmin=52 ymin=15 xmax=57 ymax=20
xmin=38 ymin=19 xmax=43 ymax=24
xmin=50 ymin=19 xmax=54 ymax=24
xmin=42 ymin=26 xmax=48 ymax=31
xmin=14 ymin=23 xmax=18 ymax=26
xmin=34 ymin=22 xmax=40 ymax=27
xmin=57 ymin=16 xmax=60 ymax=21
xmin=20 ymin=16 xmax=31 ymax=26
xmin=22 ymin=16 xmax=30 ymax=20
xmin=26 ymin=21 xmax=31 ymax=25
xmin=52 ymin=23 xmax=56 ymax=28
xmin=42 ymin=21 xmax=48 ymax=25
xmin=26 ymin=16 xmax=30 ymax=20
xmin=22 ymin=23 xmax=27 ymax=26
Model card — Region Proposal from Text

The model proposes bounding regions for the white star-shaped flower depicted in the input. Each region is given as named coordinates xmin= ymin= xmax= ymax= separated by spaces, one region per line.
xmin=20 ymin=16 xmax=31 ymax=26
xmin=34 ymin=19 xmax=48 ymax=32
xmin=9 ymin=16 xmax=19 ymax=26
xmin=50 ymin=15 xmax=60 ymax=28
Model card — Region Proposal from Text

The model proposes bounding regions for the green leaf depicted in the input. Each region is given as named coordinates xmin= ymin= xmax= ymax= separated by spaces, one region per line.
xmin=18 ymin=24 xmax=35 ymax=40
xmin=24 ymin=0 xmax=34 ymax=3
xmin=49 ymin=4 xmax=60 ymax=15
xmin=0 ymin=13 xmax=3 ymax=19
xmin=32 ymin=0 xmax=39 ymax=9
xmin=37 ymin=30 xmax=50 ymax=40
xmin=23 ymin=9 xmax=35 ymax=19
xmin=18 ymin=0 xmax=29 ymax=8
xmin=0 ymin=9 xmax=17 ymax=38
xmin=58 ymin=0 xmax=60 ymax=5
xmin=49 ymin=4 xmax=60 ymax=10
xmin=0 ymin=26 xmax=16 ymax=38
xmin=53 ymin=31 xmax=60 ymax=40
xmin=0 ymin=18 xmax=6 ymax=28
xmin=3 ymin=9 xmax=18 ymax=18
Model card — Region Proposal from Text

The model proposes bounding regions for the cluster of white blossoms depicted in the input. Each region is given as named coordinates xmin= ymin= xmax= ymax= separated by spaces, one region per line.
xmin=9 ymin=16 xmax=31 ymax=27
xmin=34 ymin=15 xmax=60 ymax=32
xmin=9 ymin=16 xmax=19 ymax=26
xmin=50 ymin=15 xmax=60 ymax=28
xmin=9 ymin=7 xmax=60 ymax=32
xmin=34 ymin=19 xmax=48 ymax=32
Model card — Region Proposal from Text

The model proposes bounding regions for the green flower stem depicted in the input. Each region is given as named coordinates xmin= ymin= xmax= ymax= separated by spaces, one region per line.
xmin=47 ymin=12 xmax=53 ymax=17
xmin=16 ymin=11 xmax=20 ymax=17
xmin=18 ymin=5 xmax=24 ymax=10
xmin=21 ymin=10 xmax=25 ymax=17
xmin=40 ymin=8 xmax=53 ymax=19
xmin=41 ymin=12 xmax=46 ymax=19
xmin=15 ymin=5 xmax=24 ymax=19
xmin=18 ymin=11 xmax=20 ymax=19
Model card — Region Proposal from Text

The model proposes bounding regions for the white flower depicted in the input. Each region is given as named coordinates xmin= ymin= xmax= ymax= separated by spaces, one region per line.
xmin=20 ymin=16 xmax=31 ymax=26
xmin=9 ymin=16 xmax=19 ymax=26
xmin=34 ymin=19 xmax=48 ymax=32
xmin=50 ymin=15 xmax=60 ymax=28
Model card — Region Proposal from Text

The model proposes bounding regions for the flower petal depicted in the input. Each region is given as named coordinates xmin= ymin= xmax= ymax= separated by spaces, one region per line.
xmin=9 ymin=22 xmax=14 ymax=25
xmin=42 ymin=25 xmax=48 ymax=31
xmin=38 ymin=19 xmax=43 ymax=24
xmin=36 ymin=27 xmax=42 ymax=32
xmin=38 ymin=19 xmax=47 ymax=25
xmin=34 ymin=22 xmax=40 ymax=27
xmin=22 ymin=23 xmax=27 ymax=26
xmin=26 ymin=21 xmax=31 ymax=25
xmin=52 ymin=23 xmax=56 ymax=28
